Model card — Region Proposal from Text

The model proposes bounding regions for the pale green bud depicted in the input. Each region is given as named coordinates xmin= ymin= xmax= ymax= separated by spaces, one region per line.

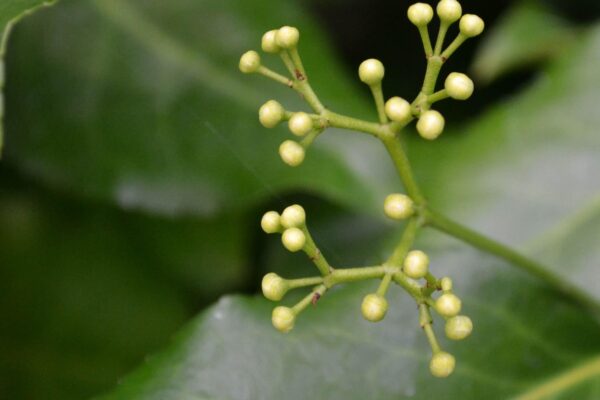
xmin=385 ymin=97 xmax=412 ymax=122
xmin=259 ymin=100 xmax=285 ymax=128
xmin=262 ymin=273 xmax=289 ymax=301
xmin=407 ymin=3 xmax=434 ymax=26
xmin=281 ymin=227 xmax=306 ymax=252
xmin=358 ymin=59 xmax=385 ymax=86
xmin=383 ymin=193 xmax=414 ymax=220
xmin=430 ymin=352 xmax=456 ymax=378
xmin=445 ymin=315 xmax=473 ymax=340
xmin=276 ymin=26 xmax=300 ymax=49
xmin=262 ymin=30 xmax=281 ymax=53
xmin=361 ymin=294 xmax=388 ymax=322
xmin=437 ymin=0 xmax=462 ymax=24
xmin=280 ymin=204 xmax=306 ymax=228
xmin=403 ymin=250 xmax=429 ymax=279
xmin=445 ymin=72 xmax=474 ymax=100
xmin=261 ymin=211 xmax=282 ymax=234
xmin=288 ymin=112 xmax=313 ymax=137
xmin=239 ymin=50 xmax=261 ymax=74
xmin=279 ymin=140 xmax=305 ymax=167
xmin=417 ymin=110 xmax=445 ymax=140
xmin=435 ymin=293 xmax=462 ymax=317
xmin=272 ymin=306 xmax=295 ymax=333
xmin=460 ymin=14 xmax=485 ymax=38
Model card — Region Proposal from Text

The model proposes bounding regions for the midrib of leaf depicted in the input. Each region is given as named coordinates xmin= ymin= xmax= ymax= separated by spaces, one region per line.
xmin=512 ymin=353 xmax=600 ymax=400
xmin=91 ymin=0 xmax=262 ymax=109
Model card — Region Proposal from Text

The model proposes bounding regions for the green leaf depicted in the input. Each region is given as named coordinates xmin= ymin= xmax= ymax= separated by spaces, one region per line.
xmin=471 ymin=0 xmax=576 ymax=83
xmin=4 ymin=0 xmax=386 ymax=216
xmin=0 ymin=169 xmax=250 ymax=398
xmin=99 ymin=21 xmax=600 ymax=400
xmin=0 ymin=0 xmax=55 ymax=154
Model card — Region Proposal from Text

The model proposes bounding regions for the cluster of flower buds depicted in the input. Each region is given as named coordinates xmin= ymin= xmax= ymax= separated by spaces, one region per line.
xmin=241 ymin=0 xmax=484 ymax=378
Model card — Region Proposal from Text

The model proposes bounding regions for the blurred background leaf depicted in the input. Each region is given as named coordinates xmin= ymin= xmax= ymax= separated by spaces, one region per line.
xmin=2 ymin=0 xmax=600 ymax=398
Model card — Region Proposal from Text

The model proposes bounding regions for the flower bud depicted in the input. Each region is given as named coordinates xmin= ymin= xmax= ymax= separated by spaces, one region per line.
xmin=261 ymin=273 xmax=289 ymax=301
xmin=384 ymin=97 xmax=412 ymax=122
xmin=358 ymin=59 xmax=385 ymax=86
xmin=445 ymin=315 xmax=473 ymax=340
xmin=383 ymin=193 xmax=414 ymax=220
xmin=288 ymin=112 xmax=313 ymax=137
xmin=272 ymin=306 xmax=295 ymax=333
xmin=276 ymin=26 xmax=300 ymax=49
xmin=281 ymin=227 xmax=306 ymax=252
xmin=403 ymin=250 xmax=429 ymax=279
xmin=259 ymin=100 xmax=285 ymax=128
xmin=407 ymin=3 xmax=434 ymax=27
xmin=279 ymin=140 xmax=305 ymax=167
xmin=437 ymin=0 xmax=462 ymax=24
xmin=262 ymin=30 xmax=281 ymax=53
xmin=416 ymin=110 xmax=445 ymax=140
xmin=261 ymin=211 xmax=282 ymax=234
xmin=440 ymin=277 xmax=453 ymax=292
xmin=280 ymin=204 xmax=306 ymax=228
xmin=445 ymin=72 xmax=474 ymax=100
xmin=361 ymin=294 xmax=388 ymax=322
xmin=460 ymin=14 xmax=485 ymax=38
xmin=430 ymin=352 xmax=456 ymax=378
xmin=435 ymin=293 xmax=462 ymax=317
xmin=239 ymin=50 xmax=261 ymax=74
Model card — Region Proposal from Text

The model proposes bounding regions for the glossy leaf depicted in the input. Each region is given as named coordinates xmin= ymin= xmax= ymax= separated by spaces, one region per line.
xmin=100 ymin=24 xmax=600 ymax=399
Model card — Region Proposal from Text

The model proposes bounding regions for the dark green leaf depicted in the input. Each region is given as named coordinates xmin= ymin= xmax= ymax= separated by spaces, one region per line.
xmin=472 ymin=1 xmax=576 ymax=83
xmin=0 ymin=0 xmax=55 ymax=153
xmin=5 ymin=0 xmax=387 ymax=217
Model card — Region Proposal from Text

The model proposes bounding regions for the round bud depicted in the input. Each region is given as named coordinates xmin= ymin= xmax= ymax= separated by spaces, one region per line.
xmin=460 ymin=14 xmax=485 ymax=38
xmin=280 ymin=204 xmax=306 ymax=228
xmin=279 ymin=140 xmax=305 ymax=167
xmin=383 ymin=193 xmax=414 ymax=220
xmin=435 ymin=293 xmax=462 ymax=317
xmin=261 ymin=211 xmax=282 ymax=234
xmin=361 ymin=294 xmax=388 ymax=322
xmin=358 ymin=59 xmax=385 ymax=86
xmin=385 ymin=97 xmax=412 ymax=122
xmin=407 ymin=3 xmax=434 ymax=26
xmin=430 ymin=352 xmax=456 ymax=378
xmin=403 ymin=250 xmax=429 ymax=279
xmin=437 ymin=0 xmax=462 ymax=24
xmin=416 ymin=110 xmax=445 ymax=140
xmin=262 ymin=273 xmax=289 ymax=301
xmin=272 ymin=306 xmax=295 ymax=333
xmin=259 ymin=100 xmax=285 ymax=128
xmin=288 ymin=112 xmax=313 ymax=137
xmin=261 ymin=30 xmax=281 ymax=53
xmin=445 ymin=315 xmax=473 ymax=340
xmin=440 ymin=277 xmax=453 ymax=292
xmin=445 ymin=72 xmax=474 ymax=100
xmin=281 ymin=228 xmax=306 ymax=252
xmin=276 ymin=26 xmax=300 ymax=49
xmin=239 ymin=50 xmax=261 ymax=74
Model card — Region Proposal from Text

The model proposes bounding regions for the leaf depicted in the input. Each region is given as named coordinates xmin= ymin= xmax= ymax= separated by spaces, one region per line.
xmin=99 ymin=20 xmax=600 ymax=400
xmin=0 ymin=0 xmax=55 ymax=154
xmin=4 ymin=0 xmax=388 ymax=217
xmin=0 ymin=169 xmax=250 ymax=398
xmin=471 ymin=0 xmax=576 ymax=83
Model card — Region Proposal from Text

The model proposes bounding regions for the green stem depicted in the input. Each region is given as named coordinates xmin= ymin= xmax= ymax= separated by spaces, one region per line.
xmin=324 ymin=111 xmax=388 ymax=138
xmin=258 ymin=66 xmax=293 ymax=87
xmin=324 ymin=266 xmax=389 ymax=287
xmin=441 ymin=34 xmax=467 ymax=60
xmin=376 ymin=273 xmax=393 ymax=297
xmin=370 ymin=84 xmax=388 ymax=124
xmin=381 ymin=136 xmax=426 ymax=204
xmin=292 ymin=284 xmax=327 ymax=314
xmin=288 ymin=48 xmax=306 ymax=77
xmin=425 ymin=209 xmax=600 ymax=313
xmin=392 ymin=271 xmax=424 ymax=300
xmin=294 ymin=80 xmax=325 ymax=114
xmin=420 ymin=56 xmax=444 ymax=95
xmin=386 ymin=217 xmax=419 ymax=266
xmin=287 ymin=276 xmax=324 ymax=289
xmin=419 ymin=303 xmax=441 ymax=353
xmin=418 ymin=26 xmax=433 ymax=57
xmin=427 ymin=89 xmax=449 ymax=104
xmin=434 ymin=23 xmax=450 ymax=55
xmin=302 ymin=227 xmax=333 ymax=276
